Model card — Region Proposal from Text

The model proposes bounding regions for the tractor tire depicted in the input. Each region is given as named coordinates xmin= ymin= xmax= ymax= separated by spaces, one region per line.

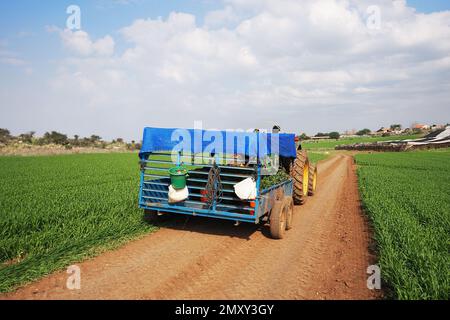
xmin=291 ymin=150 xmax=310 ymax=205
xmin=308 ymin=164 xmax=318 ymax=196
xmin=270 ymin=200 xmax=286 ymax=239
xmin=284 ymin=196 xmax=294 ymax=230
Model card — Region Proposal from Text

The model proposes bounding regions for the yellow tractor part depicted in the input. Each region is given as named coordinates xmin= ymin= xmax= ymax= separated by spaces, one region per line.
xmin=303 ymin=162 xmax=309 ymax=196
xmin=308 ymin=164 xmax=318 ymax=196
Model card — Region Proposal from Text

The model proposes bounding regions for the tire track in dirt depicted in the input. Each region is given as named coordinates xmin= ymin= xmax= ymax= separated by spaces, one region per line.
xmin=1 ymin=154 xmax=378 ymax=300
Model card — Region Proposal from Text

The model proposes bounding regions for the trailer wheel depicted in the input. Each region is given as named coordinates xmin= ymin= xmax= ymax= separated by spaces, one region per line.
xmin=308 ymin=164 xmax=318 ymax=196
xmin=270 ymin=200 xmax=287 ymax=239
xmin=291 ymin=150 xmax=310 ymax=205
xmin=284 ymin=196 xmax=294 ymax=230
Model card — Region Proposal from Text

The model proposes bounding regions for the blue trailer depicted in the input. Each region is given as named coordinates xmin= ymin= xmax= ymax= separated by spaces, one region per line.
xmin=138 ymin=127 xmax=317 ymax=239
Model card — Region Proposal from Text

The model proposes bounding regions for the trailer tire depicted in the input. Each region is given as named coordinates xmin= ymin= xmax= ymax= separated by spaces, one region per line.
xmin=284 ymin=196 xmax=294 ymax=230
xmin=308 ymin=164 xmax=318 ymax=196
xmin=291 ymin=150 xmax=310 ymax=205
xmin=270 ymin=200 xmax=287 ymax=239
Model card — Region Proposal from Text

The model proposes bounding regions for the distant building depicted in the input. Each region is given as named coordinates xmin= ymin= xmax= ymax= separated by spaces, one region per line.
xmin=344 ymin=129 xmax=357 ymax=136
xmin=310 ymin=136 xmax=330 ymax=141
xmin=403 ymin=127 xmax=412 ymax=133
xmin=412 ymin=124 xmax=430 ymax=130
xmin=430 ymin=124 xmax=445 ymax=131
xmin=376 ymin=127 xmax=391 ymax=135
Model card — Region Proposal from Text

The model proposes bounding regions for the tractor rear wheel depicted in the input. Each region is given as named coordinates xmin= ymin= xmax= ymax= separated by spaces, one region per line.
xmin=270 ymin=200 xmax=287 ymax=239
xmin=291 ymin=150 xmax=310 ymax=205
xmin=308 ymin=164 xmax=318 ymax=196
xmin=284 ymin=196 xmax=294 ymax=230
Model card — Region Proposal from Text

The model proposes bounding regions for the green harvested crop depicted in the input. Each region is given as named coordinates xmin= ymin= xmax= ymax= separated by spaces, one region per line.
xmin=260 ymin=168 xmax=291 ymax=190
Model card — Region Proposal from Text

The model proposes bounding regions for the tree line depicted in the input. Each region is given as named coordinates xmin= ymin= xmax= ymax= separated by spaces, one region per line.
xmin=0 ymin=129 xmax=141 ymax=150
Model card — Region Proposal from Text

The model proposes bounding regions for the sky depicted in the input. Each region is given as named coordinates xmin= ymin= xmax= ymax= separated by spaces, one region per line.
xmin=0 ymin=0 xmax=450 ymax=141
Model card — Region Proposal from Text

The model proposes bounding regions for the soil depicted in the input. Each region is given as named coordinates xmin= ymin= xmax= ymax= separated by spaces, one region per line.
xmin=1 ymin=154 xmax=380 ymax=300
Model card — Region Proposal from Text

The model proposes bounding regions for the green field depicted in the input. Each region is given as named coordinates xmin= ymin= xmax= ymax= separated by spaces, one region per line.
xmin=0 ymin=153 xmax=155 ymax=293
xmin=307 ymin=151 xmax=330 ymax=164
xmin=303 ymin=134 xmax=420 ymax=150
xmin=355 ymin=149 xmax=450 ymax=299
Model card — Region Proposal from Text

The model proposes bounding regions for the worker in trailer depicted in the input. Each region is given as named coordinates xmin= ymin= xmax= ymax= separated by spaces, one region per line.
xmin=264 ymin=125 xmax=281 ymax=175
xmin=272 ymin=125 xmax=281 ymax=133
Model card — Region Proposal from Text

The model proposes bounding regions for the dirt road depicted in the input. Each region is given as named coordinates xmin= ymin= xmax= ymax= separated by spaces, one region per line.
xmin=3 ymin=154 xmax=378 ymax=300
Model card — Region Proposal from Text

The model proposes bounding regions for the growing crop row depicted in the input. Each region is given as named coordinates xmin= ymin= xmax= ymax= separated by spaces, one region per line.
xmin=355 ymin=149 xmax=450 ymax=299
xmin=0 ymin=153 xmax=155 ymax=292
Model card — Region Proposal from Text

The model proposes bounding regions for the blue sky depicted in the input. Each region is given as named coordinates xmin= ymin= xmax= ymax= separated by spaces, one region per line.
xmin=0 ymin=1 xmax=221 ymax=55
xmin=1 ymin=0 xmax=450 ymax=140
xmin=0 ymin=1 xmax=221 ymax=81
xmin=407 ymin=0 xmax=450 ymax=13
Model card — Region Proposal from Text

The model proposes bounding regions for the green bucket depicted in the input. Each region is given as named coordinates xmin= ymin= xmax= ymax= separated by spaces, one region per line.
xmin=169 ymin=166 xmax=188 ymax=190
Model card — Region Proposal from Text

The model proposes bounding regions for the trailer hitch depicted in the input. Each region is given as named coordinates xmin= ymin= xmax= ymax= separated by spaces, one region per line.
xmin=139 ymin=159 xmax=146 ymax=171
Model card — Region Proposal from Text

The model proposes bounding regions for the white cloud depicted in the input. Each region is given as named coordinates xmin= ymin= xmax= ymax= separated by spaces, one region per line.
xmin=59 ymin=29 xmax=115 ymax=56
xmin=0 ymin=42 xmax=28 ymax=68
xmin=0 ymin=57 xmax=27 ymax=66
xmin=9 ymin=0 xmax=450 ymax=139
xmin=205 ymin=6 xmax=240 ymax=28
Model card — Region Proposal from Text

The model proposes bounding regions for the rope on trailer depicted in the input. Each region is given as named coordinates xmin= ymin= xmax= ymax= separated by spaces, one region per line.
xmin=205 ymin=164 xmax=223 ymax=208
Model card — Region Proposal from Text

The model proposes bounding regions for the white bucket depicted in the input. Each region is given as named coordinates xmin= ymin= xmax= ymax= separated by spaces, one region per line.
xmin=234 ymin=177 xmax=257 ymax=200
xmin=168 ymin=185 xmax=189 ymax=203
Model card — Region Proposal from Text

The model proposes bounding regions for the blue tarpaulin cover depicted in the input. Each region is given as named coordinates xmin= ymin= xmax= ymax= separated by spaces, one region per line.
xmin=139 ymin=127 xmax=297 ymax=158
